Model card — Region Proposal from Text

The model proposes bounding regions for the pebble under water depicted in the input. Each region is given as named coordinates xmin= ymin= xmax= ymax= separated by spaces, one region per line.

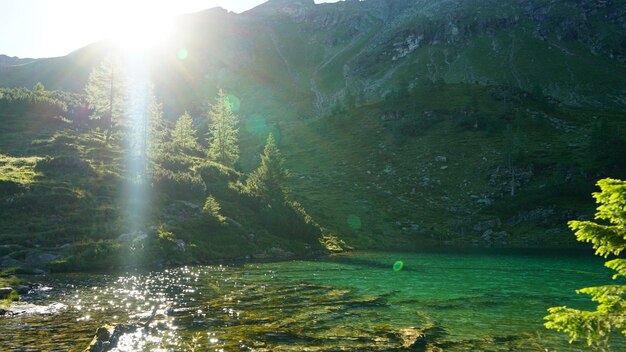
xmin=1 ymin=250 xmax=624 ymax=351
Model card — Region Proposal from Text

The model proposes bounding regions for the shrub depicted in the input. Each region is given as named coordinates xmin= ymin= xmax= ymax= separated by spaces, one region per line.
xmin=202 ymin=195 xmax=225 ymax=223
xmin=35 ymin=156 xmax=94 ymax=176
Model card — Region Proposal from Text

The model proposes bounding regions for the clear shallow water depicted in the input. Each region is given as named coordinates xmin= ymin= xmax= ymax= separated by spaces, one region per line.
xmin=1 ymin=250 xmax=624 ymax=351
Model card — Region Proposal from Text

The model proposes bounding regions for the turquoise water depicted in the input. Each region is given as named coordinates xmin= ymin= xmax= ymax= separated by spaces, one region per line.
xmin=1 ymin=250 xmax=623 ymax=351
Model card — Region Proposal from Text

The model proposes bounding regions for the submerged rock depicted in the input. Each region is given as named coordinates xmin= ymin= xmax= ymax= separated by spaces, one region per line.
xmin=398 ymin=327 xmax=425 ymax=348
xmin=86 ymin=308 xmax=159 ymax=351
xmin=9 ymin=302 xmax=67 ymax=316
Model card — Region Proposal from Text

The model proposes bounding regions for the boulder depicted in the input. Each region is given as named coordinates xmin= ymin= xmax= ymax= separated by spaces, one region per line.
xmin=17 ymin=285 xmax=30 ymax=295
xmin=268 ymin=247 xmax=294 ymax=258
xmin=175 ymin=239 xmax=186 ymax=252
xmin=24 ymin=252 xmax=62 ymax=266
xmin=0 ymin=257 xmax=24 ymax=268
xmin=0 ymin=287 xmax=13 ymax=299
xmin=117 ymin=231 xmax=148 ymax=243
xmin=0 ymin=244 xmax=23 ymax=256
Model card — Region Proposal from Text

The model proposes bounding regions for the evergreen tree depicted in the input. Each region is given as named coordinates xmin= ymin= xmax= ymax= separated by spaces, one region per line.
xmin=207 ymin=89 xmax=239 ymax=167
xmin=246 ymin=133 xmax=288 ymax=201
xmin=545 ymin=178 xmax=626 ymax=349
xmin=146 ymin=90 xmax=167 ymax=171
xmin=172 ymin=111 xmax=199 ymax=153
xmin=85 ymin=56 xmax=126 ymax=141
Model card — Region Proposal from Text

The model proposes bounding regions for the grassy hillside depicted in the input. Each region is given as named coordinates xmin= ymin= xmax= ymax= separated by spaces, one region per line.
xmin=0 ymin=0 xmax=625 ymax=270
xmin=281 ymin=83 xmax=626 ymax=249
xmin=0 ymin=87 xmax=328 ymax=272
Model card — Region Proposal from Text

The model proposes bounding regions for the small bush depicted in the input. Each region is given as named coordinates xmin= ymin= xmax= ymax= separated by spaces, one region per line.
xmin=35 ymin=156 xmax=94 ymax=176
xmin=202 ymin=195 xmax=225 ymax=223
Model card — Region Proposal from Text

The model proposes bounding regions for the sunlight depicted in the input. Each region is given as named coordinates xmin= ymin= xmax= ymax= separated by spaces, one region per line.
xmin=106 ymin=7 xmax=173 ymax=53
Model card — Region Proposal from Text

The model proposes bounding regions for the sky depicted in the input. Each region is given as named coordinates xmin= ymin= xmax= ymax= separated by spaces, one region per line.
xmin=0 ymin=0 xmax=340 ymax=58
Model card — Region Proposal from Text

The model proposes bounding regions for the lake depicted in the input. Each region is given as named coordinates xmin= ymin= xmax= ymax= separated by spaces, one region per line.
xmin=1 ymin=250 xmax=623 ymax=351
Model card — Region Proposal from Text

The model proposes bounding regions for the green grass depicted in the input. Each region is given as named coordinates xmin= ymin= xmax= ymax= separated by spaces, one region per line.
xmin=0 ymin=154 xmax=42 ymax=185
xmin=277 ymin=82 xmax=620 ymax=249
xmin=1 ymin=0 xmax=625 ymax=264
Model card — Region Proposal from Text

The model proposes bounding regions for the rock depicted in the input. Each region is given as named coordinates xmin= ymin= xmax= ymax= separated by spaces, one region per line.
xmin=225 ymin=217 xmax=243 ymax=228
xmin=0 ymin=244 xmax=23 ymax=256
xmin=252 ymin=252 xmax=270 ymax=259
xmin=178 ymin=200 xmax=200 ymax=209
xmin=482 ymin=229 xmax=494 ymax=243
xmin=86 ymin=325 xmax=115 ymax=352
xmin=473 ymin=219 xmax=501 ymax=232
xmin=397 ymin=327 xmax=425 ymax=348
xmin=96 ymin=326 xmax=112 ymax=341
xmin=0 ymin=257 xmax=24 ymax=268
xmin=48 ymin=214 xmax=64 ymax=223
xmin=117 ymin=231 xmax=148 ymax=243
xmin=175 ymin=239 xmax=186 ymax=252
xmin=58 ymin=243 xmax=73 ymax=250
xmin=0 ymin=287 xmax=13 ymax=299
xmin=268 ymin=247 xmax=294 ymax=258
xmin=9 ymin=302 xmax=66 ymax=316
xmin=24 ymin=252 xmax=62 ymax=266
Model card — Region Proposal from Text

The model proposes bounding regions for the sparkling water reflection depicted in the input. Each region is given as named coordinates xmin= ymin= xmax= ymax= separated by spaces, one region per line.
xmin=1 ymin=250 xmax=624 ymax=351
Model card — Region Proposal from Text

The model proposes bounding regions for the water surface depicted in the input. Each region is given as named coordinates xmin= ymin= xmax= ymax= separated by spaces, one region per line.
xmin=1 ymin=250 xmax=623 ymax=351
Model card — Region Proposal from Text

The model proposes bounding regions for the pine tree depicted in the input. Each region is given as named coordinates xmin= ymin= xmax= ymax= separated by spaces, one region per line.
xmin=246 ymin=133 xmax=288 ymax=200
xmin=171 ymin=111 xmax=199 ymax=153
xmin=85 ymin=56 xmax=126 ymax=141
xmin=146 ymin=90 xmax=167 ymax=171
xmin=207 ymin=89 xmax=239 ymax=167
xmin=545 ymin=178 xmax=626 ymax=349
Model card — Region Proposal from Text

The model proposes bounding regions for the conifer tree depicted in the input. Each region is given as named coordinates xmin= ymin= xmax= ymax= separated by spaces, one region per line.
xmin=172 ymin=111 xmax=199 ymax=153
xmin=146 ymin=91 xmax=166 ymax=168
xmin=545 ymin=178 xmax=626 ymax=349
xmin=246 ymin=133 xmax=288 ymax=200
xmin=85 ymin=56 xmax=126 ymax=141
xmin=207 ymin=90 xmax=239 ymax=167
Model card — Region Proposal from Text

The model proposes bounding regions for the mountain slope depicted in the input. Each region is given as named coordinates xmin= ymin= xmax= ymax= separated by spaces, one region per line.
xmin=1 ymin=0 xmax=625 ymax=251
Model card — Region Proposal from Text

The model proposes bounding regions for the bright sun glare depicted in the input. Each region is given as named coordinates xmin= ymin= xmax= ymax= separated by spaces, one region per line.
xmin=104 ymin=2 xmax=174 ymax=52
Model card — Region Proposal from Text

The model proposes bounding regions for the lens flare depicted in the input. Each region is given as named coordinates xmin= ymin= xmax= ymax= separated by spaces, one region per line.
xmin=225 ymin=94 xmax=241 ymax=113
xmin=177 ymin=49 xmax=188 ymax=60
xmin=245 ymin=113 xmax=268 ymax=135
xmin=393 ymin=261 xmax=404 ymax=272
